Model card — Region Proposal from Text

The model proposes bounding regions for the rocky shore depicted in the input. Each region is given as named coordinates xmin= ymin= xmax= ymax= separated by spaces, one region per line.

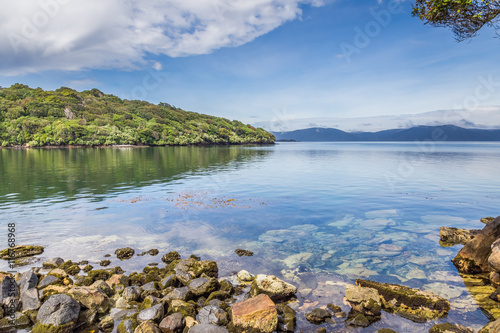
xmin=1 ymin=216 xmax=500 ymax=333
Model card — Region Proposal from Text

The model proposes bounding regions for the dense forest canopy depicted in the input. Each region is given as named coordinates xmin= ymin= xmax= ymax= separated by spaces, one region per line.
xmin=0 ymin=84 xmax=275 ymax=147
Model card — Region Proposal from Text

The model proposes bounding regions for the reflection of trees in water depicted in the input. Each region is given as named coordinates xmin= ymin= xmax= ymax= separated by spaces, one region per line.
xmin=0 ymin=146 xmax=271 ymax=203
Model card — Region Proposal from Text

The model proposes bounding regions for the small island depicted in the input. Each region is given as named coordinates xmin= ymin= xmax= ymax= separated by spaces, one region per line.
xmin=0 ymin=84 xmax=275 ymax=148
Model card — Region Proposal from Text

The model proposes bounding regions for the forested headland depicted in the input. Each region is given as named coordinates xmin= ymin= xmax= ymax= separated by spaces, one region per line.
xmin=0 ymin=84 xmax=275 ymax=147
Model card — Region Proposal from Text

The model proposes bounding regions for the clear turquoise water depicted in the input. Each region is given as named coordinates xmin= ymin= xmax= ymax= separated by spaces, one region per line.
xmin=1 ymin=142 xmax=499 ymax=331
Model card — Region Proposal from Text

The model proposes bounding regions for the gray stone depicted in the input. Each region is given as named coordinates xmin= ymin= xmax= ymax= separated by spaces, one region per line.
xmin=196 ymin=305 xmax=228 ymax=326
xmin=159 ymin=312 xmax=185 ymax=333
xmin=117 ymin=319 xmax=136 ymax=333
xmin=122 ymin=285 xmax=141 ymax=302
xmin=160 ymin=275 xmax=177 ymax=289
xmin=43 ymin=257 xmax=64 ymax=269
xmin=189 ymin=278 xmax=219 ymax=297
xmin=18 ymin=270 xmax=38 ymax=293
xmin=163 ymin=287 xmax=192 ymax=302
xmin=38 ymin=275 xmax=59 ymax=289
xmin=345 ymin=284 xmax=382 ymax=316
xmin=138 ymin=303 xmax=164 ymax=322
xmin=36 ymin=294 xmax=80 ymax=326
xmin=189 ymin=324 xmax=230 ymax=333
xmin=0 ymin=276 xmax=19 ymax=304
xmin=21 ymin=287 xmax=41 ymax=311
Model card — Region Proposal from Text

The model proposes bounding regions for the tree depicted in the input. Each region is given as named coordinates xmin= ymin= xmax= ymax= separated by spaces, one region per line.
xmin=412 ymin=0 xmax=500 ymax=40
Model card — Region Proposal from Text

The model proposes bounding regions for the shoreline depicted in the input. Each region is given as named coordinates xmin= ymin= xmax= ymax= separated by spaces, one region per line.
xmin=0 ymin=142 xmax=276 ymax=150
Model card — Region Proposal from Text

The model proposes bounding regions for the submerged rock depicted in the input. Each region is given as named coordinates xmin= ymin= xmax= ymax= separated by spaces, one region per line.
xmin=356 ymin=279 xmax=449 ymax=323
xmin=115 ymin=247 xmax=135 ymax=260
xmin=234 ymin=249 xmax=253 ymax=257
xmin=230 ymin=294 xmax=278 ymax=333
xmin=305 ymin=308 xmax=331 ymax=324
xmin=0 ymin=245 xmax=44 ymax=260
xmin=439 ymin=227 xmax=480 ymax=245
xmin=429 ymin=323 xmax=473 ymax=333
xmin=452 ymin=216 xmax=500 ymax=274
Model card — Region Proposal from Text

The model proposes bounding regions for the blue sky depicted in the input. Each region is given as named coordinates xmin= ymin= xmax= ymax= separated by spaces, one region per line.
xmin=1 ymin=0 xmax=500 ymax=128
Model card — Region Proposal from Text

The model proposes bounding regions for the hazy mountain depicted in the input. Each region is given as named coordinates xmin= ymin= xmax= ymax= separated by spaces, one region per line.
xmin=256 ymin=107 xmax=500 ymax=133
xmin=273 ymin=125 xmax=500 ymax=142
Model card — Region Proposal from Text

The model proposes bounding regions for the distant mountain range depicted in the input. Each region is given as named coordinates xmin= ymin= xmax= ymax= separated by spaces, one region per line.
xmin=273 ymin=125 xmax=500 ymax=142
xmin=255 ymin=107 xmax=500 ymax=133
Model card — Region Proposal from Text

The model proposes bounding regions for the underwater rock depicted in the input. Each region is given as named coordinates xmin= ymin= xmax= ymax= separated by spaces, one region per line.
xmin=115 ymin=247 xmax=135 ymax=260
xmin=305 ymin=308 xmax=331 ymax=324
xmin=234 ymin=249 xmax=253 ymax=257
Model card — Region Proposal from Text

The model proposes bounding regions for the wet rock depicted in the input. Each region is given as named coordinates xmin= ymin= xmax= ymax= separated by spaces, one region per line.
xmin=163 ymin=287 xmax=193 ymax=302
xmin=236 ymin=270 xmax=254 ymax=283
xmin=189 ymin=278 xmax=219 ymax=297
xmin=106 ymin=274 xmax=129 ymax=289
xmin=231 ymin=294 xmax=277 ymax=333
xmin=234 ymin=249 xmax=253 ymax=257
xmin=276 ymin=303 xmax=296 ymax=332
xmin=34 ymin=294 xmax=80 ymax=332
xmin=479 ymin=318 xmax=500 ymax=332
xmin=377 ymin=329 xmax=398 ymax=333
xmin=0 ymin=245 xmax=44 ymax=260
xmin=159 ymin=312 xmax=185 ymax=333
xmin=169 ymin=300 xmax=196 ymax=318
xmin=135 ymin=320 xmax=162 ymax=333
xmin=345 ymin=284 xmax=381 ymax=316
xmin=43 ymin=257 xmax=64 ymax=269
xmin=123 ymin=286 xmax=142 ymax=302
xmin=38 ymin=275 xmax=59 ymax=289
xmin=117 ymin=318 xmax=138 ymax=333
xmin=429 ymin=323 xmax=473 ymax=333
xmin=316 ymin=328 xmax=326 ymax=333
xmin=115 ymin=247 xmax=135 ymax=260
xmin=356 ymin=279 xmax=450 ymax=323
xmin=100 ymin=260 xmax=111 ymax=267
xmin=305 ymin=308 xmax=331 ymax=324
xmin=99 ymin=315 xmax=114 ymax=332
xmin=249 ymin=274 xmax=297 ymax=301
xmin=138 ymin=303 xmax=164 ymax=322
xmin=347 ymin=312 xmax=370 ymax=327
xmin=174 ymin=259 xmax=218 ymax=285
xmin=162 ymin=251 xmax=181 ymax=264
xmin=439 ymin=227 xmax=480 ymax=245
xmin=452 ymin=216 xmax=500 ymax=274
xmin=196 ymin=305 xmax=228 ymax=326
xmin=68 ymin=286 xmax=111 ymax=314
xmin=189 ymin=324 xmax=229 ymax=333
xmin=92 ymin=279 xmax=114 ymax=297
xmin=83 ymin=265 xmax=93 ymax=272
xmin=138 ymin=249 xmax=160 ymax=256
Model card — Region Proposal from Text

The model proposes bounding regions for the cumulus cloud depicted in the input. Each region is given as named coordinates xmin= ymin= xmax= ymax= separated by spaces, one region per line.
xmin=0 ymin=0 xmax=323 ymax=75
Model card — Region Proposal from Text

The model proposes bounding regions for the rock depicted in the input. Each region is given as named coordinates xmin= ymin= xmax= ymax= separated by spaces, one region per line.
xmin=347 ymin=313 xmax=370 ymax=327
xmin=234 ymin=249 xmax=253 ymax=257
xmin=236 ymin=270 xmax=254 ymax=283
xmin=480 ymin=318 xmax=500 ymax=332
xmin=92 ymin=279 xmax=114 ymax=297
xmin=439 ymin=227 xmax=480 ymax=245
xmin=345 ymin=284 xmax=382 ymax=316
xmin=43 ymin=257 xmax=64 ymax=269
xmin=135 ymin=320 xmax=162 ymax=333
xmin=489 ymin=239 xmax=500 ymax=272
xmin=68 ymin=286 xmax=111 ymax=314
xmin=429 ymin=323 xmax=473 ymax=333
xmin=100 ymin=260 xmax=111 ymax=267
xmin=305 ymin=308 xmax=331 ymax=324
xmin=117 ymin=318 xmax=138 ymax=333
xmin=169 ymin=300 xmax=196 ymax=318
xmin=481 ymin=217 xmax=495 ymax=224
xmin=452 ymin=216 xmax=500 ymax=273
xmin=99 ymin=315 xmax=114 ymax=332
xmin=490 ymin=272 xmax=500 ymax=287
xmin=316 ymin=328 xmax=326 ymax=333
xmin=21 ymin=287 xmax=41 ymax=311
xmin=19 ymin=269 xmax=38 ymax=293
xmin=142 ymin=282 xmax=160 ymax=298
xmin=185 ymin=316 xmax=197 ymax=329
xmin=0 ymin=312 xmax=31 ymax=330
xmin=0 ymin=245 xmax=44 ymax=259
xmin=38 ymin=275 xmax=59 ymax=289
xmin=0 ymin=276 xmax=19 ymax=304
xmin=189 ymin=278 xmax=219 ymax=297
xmin=249 ymin=274 xmax=297 ymax=301
xmin=35 ymin=294 xmax=80 ymax=332
xmin=163 ymin=287 xmax=192 ymax=302
xmin=138 ymin=303 xmax=164 ymax=322
xmin=107 ymin=274 xmax=129 ymax=289
xmin=161 ymin=275 xmax=178 ymax=289
xmin=138 ymin=249 xmax=160 ymax=256
xmin=189 ymin=324 xmax=229 ymax=333
xmin=115 ymin=247 xmax=135 ymax=260
xmin=196 ymin=305 xmax=228 ymax=326
xmin=159 ymin=312 xmax=185 ymax=333
xmin=162 ymin=251 xmax=181 ymax=264
xmin=377 ymin=329 xmax=398 ymax=333
xmin=123 ymin=286 xmax=142 ymax=302
xmin=356 ymin=279 xmax=450 ymax=323
xmin=231 ymin=294 xmax=278 ymax=333
xmin=174 ymin=259 xmax=218 ymax=285
xmin=276 ymin=303 xmax=296 ymax=332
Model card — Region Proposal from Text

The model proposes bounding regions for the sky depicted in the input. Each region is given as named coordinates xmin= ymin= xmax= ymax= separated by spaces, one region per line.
xmin=1 ymin=0 xmax=500 ymax=130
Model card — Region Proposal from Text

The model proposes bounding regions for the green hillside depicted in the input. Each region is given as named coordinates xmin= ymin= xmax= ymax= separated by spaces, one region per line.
xmin=0 ymin=84 xmax=275 ymax=147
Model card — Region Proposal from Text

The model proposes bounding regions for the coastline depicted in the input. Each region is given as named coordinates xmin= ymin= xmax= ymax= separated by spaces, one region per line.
xmin=0 ymin=142 xmax=276 ymax=149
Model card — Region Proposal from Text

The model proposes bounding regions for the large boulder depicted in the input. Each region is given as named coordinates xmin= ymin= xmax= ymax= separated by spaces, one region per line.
xmin=439 ymin=227 xmax=480 ymax=245
xmin=230 ymin=294 xmax=278 ymax=333
xmin=249 ymin=274 xmax=297 ymax=301
xmin=356 ymin=279 xmax=449 ymax=323
xmin=33 ymin=294 xmax=80 ymax=333
xmin=21 ymin=287 xmax=41 ymax=311
xmin=68 ymin=286 xmax=111 ymax=314
xmin=452 ymin=216 xmax=500 ymax=273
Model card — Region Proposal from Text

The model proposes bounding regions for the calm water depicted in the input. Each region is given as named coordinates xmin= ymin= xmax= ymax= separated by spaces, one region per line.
xmin=1 ymin=142 xmax=500 ymax=332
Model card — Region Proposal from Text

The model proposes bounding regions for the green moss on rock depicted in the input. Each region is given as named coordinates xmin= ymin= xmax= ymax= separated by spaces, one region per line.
xmin=31 ymin=322 xmax=75 ymax=333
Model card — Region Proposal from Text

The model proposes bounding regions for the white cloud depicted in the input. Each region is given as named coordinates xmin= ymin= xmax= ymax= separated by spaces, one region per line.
xmin=0 ymin=0 xmax=323 ymax=76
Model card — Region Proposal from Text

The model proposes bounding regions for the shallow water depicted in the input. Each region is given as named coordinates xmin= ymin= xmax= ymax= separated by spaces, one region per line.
xmin=1 ymin=142 xmax=500 ymax=331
